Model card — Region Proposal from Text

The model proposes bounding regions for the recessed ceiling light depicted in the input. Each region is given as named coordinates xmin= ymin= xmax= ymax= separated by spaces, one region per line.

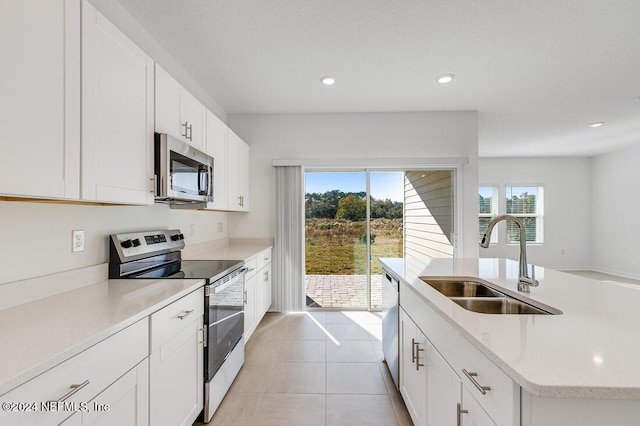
xmin=437 ymin=74 xmax=455 ymax=84
xmin=589 ymin=122 xmax=605 ymax=128
xmin=320 ymin=75 xmax=336 ymax=85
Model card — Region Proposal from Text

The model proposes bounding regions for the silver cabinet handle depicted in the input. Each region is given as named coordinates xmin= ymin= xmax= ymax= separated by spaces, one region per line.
xmin=456 ymin=403 xmax=468 ymax=426
xmin=264 ymin=270 xmax=269 ymax=282
xmin=181 ymin=121 xmax=189 ymax=139
xmin=178 ymin=309 xmax=195 ymax=320
xmin=243 ymin=290 xmax=247 ymax=304
xmin=411 ymin=338 xmax=416 ymax=363
xmin=415 ymin=343 xmax=424 ymax=371
xmin=462 ymin=369 xmax=491 ymax=395
xmin=187 ymin=123 xmax=193 ymax=141
xmin=48 ymin=380 xmax=90 ymax=403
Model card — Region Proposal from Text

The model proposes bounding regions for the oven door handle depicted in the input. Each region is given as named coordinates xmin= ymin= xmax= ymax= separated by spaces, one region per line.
xmin=211 ymin=268 xmax=247 ymax=294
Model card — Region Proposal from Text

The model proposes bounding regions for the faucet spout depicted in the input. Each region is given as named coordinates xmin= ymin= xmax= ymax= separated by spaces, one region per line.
xmin=479 ymin=214 xmax=539 ymax=292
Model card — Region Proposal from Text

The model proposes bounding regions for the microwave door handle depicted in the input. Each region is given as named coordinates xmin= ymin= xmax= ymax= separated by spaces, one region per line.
xmin=198 ymin=166 xmax=208 ymax=195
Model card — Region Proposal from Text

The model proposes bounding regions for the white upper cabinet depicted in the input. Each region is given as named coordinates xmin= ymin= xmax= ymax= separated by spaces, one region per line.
xmin=155 ymin=64 xmax=206 ymax=152
xmin=0 ymin=0 xmax=81 ymax=200
xmin=227 ymin=128 xmax=250 ymax=212
xmin=81 ymin=0 xmax=154 ymax=204
xmin=205 ymin=110 xmax=228 ymax=210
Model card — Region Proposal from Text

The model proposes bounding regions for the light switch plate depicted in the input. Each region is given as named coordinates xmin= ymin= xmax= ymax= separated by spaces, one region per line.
xmin=72 ymin=230 xmax=85 ymax=252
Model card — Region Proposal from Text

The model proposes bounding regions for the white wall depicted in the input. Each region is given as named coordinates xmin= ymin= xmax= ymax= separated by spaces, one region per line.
xmin=591 ymin=143 xmax=640 ymax=279
xmin=478 ymin=157 xmax=591 ymax=269
xmin=0 ymin=201 xmax=227 ymax=285
xmin=226 ymin=111 xmax=480 ymax=258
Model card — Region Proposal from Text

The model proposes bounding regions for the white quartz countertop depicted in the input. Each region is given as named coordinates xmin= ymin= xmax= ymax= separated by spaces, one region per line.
xmin=0 ymin=239 xmax=272 ymax=396
xmin=0 ymin=277 xmax=204 ymax=396
xmin=380 ymin=257 xmax=640 ymax=400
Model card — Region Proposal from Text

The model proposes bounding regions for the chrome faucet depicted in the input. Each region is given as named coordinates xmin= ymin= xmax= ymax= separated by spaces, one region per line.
xmin=480 ymin=215 xmax=539 ymax=292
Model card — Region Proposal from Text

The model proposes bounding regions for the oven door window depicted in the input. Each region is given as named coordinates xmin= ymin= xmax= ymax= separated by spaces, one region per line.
xmin=207 ymin=276 xmax=244 ymax=379
xmin=170 ymin=151 xmax=210 ymax=197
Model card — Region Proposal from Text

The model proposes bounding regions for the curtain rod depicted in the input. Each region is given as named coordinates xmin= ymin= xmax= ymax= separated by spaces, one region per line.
xmin=272 ymin=157 xmax=469 ymax=168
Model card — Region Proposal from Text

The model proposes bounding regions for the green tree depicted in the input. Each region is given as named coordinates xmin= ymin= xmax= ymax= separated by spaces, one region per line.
xmin=336 ymin=194 xmax=366 ymax=221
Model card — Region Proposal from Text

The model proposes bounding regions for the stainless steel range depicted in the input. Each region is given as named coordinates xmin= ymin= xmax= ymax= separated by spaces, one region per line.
xmin=108 ymin=229 xmax=246 ymax=422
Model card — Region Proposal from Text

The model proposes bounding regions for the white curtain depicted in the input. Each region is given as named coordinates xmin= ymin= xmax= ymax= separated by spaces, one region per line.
xmin=273 ymin=166 xmax=305 ymax=312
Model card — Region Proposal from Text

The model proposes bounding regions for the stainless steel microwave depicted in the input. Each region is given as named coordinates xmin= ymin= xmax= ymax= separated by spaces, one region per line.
xmin=154 ymin=133 xmax=214 ymax=204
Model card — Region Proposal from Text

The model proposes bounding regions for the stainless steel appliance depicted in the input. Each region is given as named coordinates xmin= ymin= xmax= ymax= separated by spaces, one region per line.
xmin=108 ymin=229 xmax=245 ymax=423
xmin=154 ymin=133 xmax=214 ymax=205
xmin=382 ymin=270 xmax=399 ymax=389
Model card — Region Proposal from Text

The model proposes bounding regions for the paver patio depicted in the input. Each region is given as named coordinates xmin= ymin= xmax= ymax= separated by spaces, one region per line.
xmin=305 ymin=274 xmax=382 ymax=309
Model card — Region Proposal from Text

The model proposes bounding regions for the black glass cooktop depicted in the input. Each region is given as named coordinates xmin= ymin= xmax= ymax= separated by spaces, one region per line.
xmin=132 ymin=259 xmax=243 ymax=282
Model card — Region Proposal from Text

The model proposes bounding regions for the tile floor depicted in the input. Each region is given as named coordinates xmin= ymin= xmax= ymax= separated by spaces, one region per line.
xmin=200 ymin=311 xmax=412 ymax=426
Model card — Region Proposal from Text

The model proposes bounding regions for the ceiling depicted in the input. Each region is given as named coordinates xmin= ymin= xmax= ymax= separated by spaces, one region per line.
xmin=116 ymin=0 xmax=640 ymax=157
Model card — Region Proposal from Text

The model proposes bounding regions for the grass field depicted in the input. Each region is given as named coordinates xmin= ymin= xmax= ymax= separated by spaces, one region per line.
xmin=305 ymin=218 xmax=403 ymax=275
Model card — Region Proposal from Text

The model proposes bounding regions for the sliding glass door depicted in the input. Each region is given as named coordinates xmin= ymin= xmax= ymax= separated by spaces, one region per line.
xmin=304 ymin=171 xmax=405 ymax=310
xmin=305 ymin=172 xmax=369 ymax=309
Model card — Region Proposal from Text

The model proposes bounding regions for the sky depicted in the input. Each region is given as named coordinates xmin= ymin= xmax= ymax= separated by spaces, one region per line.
xmin=305 ymin=172 xmax=404 ymax=202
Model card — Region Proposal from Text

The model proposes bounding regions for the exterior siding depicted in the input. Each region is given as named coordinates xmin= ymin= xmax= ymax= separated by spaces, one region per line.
xmin=404 ymin=171 xmax=454 ymax=259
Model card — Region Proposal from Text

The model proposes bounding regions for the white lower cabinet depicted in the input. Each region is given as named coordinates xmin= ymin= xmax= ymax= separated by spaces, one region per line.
xmin=243 ymin=248 xmax=272 ymax=342
xmin=400 ymin=299 xmax=513 ymax=426
xmin=256 ymin=248 xmax=272 ymax=319
xmin=243 ymin=257 xmax=258 ymax=341
xmin=400 ymin=308 xmax=427 ymax=425
xmin=424 ymin=329 xmax=461 ymax=425
xmin=149 ymin=287 xmax=204 ymax=426
xmin=0 ymin=319 xmax=148 ymax=426
xmin=462 ymin=387 xmax=496 ymax=426
xmin=82 ymin=359 xmax=149 ymax=426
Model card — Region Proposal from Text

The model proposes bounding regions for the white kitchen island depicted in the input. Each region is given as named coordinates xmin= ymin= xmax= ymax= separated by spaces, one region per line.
xmin=380 ymin=257 xmax=640 ymax=426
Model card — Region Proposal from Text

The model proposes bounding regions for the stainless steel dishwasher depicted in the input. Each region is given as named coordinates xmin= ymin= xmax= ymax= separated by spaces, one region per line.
xmin=382 ymin=270 xmax=399 ymax=389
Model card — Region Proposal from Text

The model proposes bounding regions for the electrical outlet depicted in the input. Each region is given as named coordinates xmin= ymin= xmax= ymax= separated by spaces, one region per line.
xmin=190 ymin=224 xmax=196 ymax=237
xmin=72 ymin=230 xmax=85 ymax=252
xmin=217 ymin=222 xmax=224 ymax=233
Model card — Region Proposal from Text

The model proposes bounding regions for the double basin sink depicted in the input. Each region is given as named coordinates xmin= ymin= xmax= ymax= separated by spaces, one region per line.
xmin=421 ymin=278 xmax=560 ymax=315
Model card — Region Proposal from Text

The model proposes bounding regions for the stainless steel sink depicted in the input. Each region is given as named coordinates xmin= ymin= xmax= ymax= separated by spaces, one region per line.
xmin=451 ymin=298 xmax=551 ymax=315
xmin=422 ymin=279 xmax=506 ymax=298
xmin=420 ymin=277 xmax=560 ymax=315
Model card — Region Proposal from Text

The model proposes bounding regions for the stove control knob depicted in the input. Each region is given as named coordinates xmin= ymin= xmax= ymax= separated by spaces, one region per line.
xmin=121 ymin=239 xmax=133 ymax=249
xmin=171 ymin=233 xmax=185 ymax=241
xmin=131 ymin=238 xmax=141 ymax=247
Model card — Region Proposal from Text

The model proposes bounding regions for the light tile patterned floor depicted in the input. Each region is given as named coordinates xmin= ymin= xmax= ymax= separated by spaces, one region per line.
xmin=305 ymin=275 xmax=383 ymax=308
xmin=201 ymin=311 xmax=412 ymax=426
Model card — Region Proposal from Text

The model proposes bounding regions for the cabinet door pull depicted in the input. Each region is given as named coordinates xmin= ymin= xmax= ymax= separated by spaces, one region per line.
xmin=187 ymin=123 xmax=193 ymax=141
xmin=177 ymin=309 xmax=195 ymax=320
xmin=243 ymin=290 xmax=247 ymax=304
xmin=462 ymin=369 xmax=491 ymax=395
xmin=415 ymin=343 xmax=424 ymax=371
xmin=456 ymin=403 xmax=468 ymax=426
xmin=181 ymin=121 xmax=189 ymax=138
xmin=48 ymin=380 xmax=90 ymax=403
xmin=411 ymin=338 xmax=416 ymax=363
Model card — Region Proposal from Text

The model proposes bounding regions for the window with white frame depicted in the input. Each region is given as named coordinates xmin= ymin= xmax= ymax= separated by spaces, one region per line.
xmin=505 ymin=186 xmax=543 ymax=244
xmin=479 ymin=186 xmax=498 ymax=243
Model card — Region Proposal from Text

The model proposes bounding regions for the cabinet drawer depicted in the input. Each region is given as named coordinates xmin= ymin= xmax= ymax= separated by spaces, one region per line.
xmin=256 ymin=248 xmax=272 ymax=271
xmin=151 ymin=288 xmax=204 ymax=351
xmin=0 ymin=319 xmax=148 ymax=426
xmin=244 ymin=257 xmax=258 ymax=279
xmin=460 ymin=338 xmax=519 ymax=425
